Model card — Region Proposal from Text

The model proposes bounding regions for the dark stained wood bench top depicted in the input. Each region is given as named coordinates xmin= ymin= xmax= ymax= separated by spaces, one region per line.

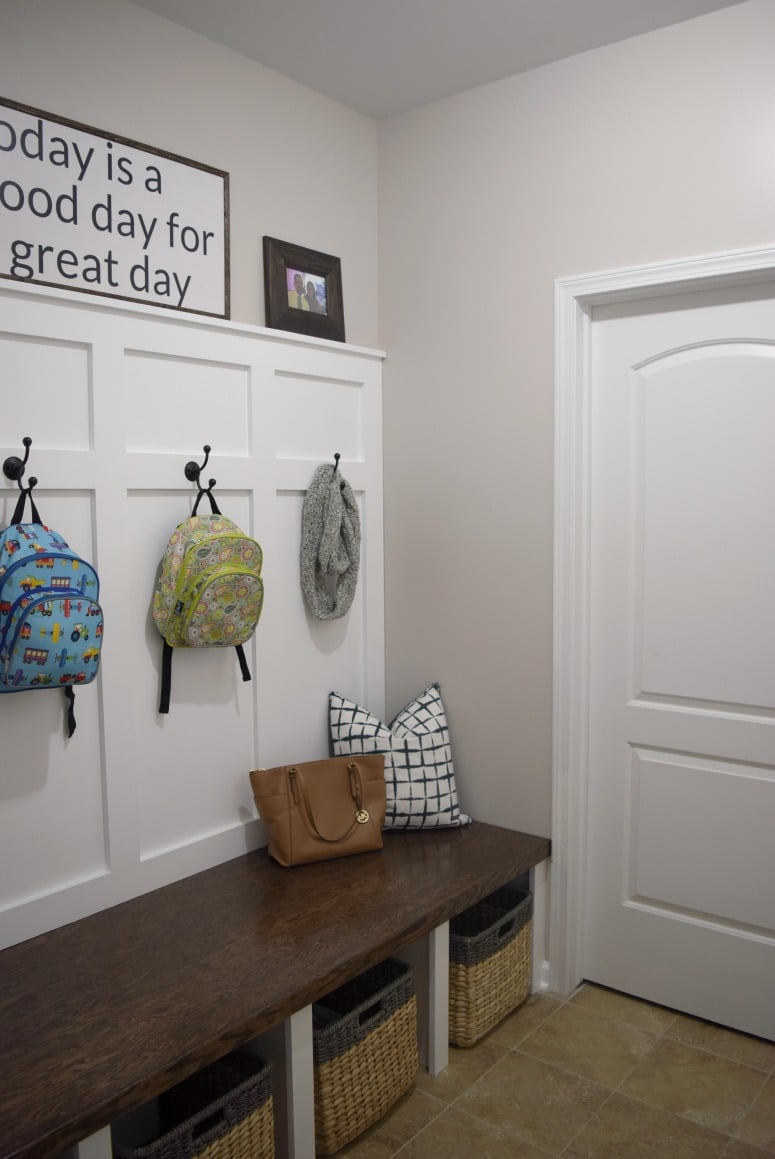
xmin=0 ymin=822 xmax=550 ymax=1159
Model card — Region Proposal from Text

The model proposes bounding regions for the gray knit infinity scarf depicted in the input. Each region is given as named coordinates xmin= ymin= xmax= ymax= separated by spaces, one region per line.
xmin=300 ymin=464 xmax=360 ymax=619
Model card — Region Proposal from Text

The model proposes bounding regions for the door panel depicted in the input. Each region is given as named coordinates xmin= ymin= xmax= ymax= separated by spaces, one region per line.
xmin=584 ymin=285 xmax=775 ymax=1038
xmin=637 ymin=347 xmax=775 ymax=708
xmin=629 ymin=747 xmax=774 ymax=930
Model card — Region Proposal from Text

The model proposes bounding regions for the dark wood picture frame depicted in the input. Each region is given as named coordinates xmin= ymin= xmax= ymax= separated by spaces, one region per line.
xmin=263 ymin=236 xmax=345 ymax=342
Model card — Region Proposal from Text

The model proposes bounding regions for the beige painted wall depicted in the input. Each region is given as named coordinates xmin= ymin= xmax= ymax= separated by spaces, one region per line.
xmin=378 ymin=0 xmax=775 ymax=837
xmin=4 ymin=0 xmax=773 ymax=844
xmin=1 ymin=0 xmax=379 ymax=346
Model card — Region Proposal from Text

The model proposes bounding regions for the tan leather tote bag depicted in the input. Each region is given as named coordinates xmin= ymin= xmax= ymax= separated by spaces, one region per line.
xmin=249 ymin=754 xmax=386 ymax=866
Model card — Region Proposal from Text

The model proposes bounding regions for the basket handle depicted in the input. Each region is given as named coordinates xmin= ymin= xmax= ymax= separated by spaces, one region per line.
xmin=187 ymin=1105 xmax=231 ymax=1148
xmin=497 ymin=917 xmax=516 ymax=940
xmin=357 ymin=997 xmax=387 ymax=1033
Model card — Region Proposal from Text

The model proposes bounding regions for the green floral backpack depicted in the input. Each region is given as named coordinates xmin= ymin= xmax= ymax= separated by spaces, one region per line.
xmin=152 ymin=489 xmax=264 ymax=713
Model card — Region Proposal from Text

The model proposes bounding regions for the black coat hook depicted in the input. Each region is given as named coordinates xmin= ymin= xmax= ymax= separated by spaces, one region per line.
xmin=3 ymin=436 xmax=37 ymax=493
xmin=332 ymin=452 xmax=341 ymax=477
xmin=186 ymin=445 xmax=221 ymax=517
xmin=185 ymin=444 xmax=213 ymax=486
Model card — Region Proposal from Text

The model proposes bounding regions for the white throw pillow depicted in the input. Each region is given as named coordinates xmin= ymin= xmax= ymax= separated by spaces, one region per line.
xmin=329 ymin=683 xmax=471 ymax=829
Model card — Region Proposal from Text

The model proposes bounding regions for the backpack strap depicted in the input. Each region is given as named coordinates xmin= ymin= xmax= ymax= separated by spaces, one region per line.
xmin=159 ymin=639 xmax=173 ymax=714
xmin=11 ymin=486 xmax=43 ymax=526
xmin=64 ymin=686 xmax=77 ymax=737
xmin=235 ymin=644 xmax=251 ymax=683
xmin=192 ymin=487 xmax=221 ymax=516
xmin=11 ymin=483 xmax=79 ymax=738
xmin=157 ymin=480 xmax=214 ymax=715
xmin=159 ymin=641 xmax=249 ymax=714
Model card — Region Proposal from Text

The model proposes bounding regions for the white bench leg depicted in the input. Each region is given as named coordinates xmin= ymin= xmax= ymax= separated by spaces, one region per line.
xmin=249 ymin=1007 xmax=315 ymax=1159
xmin=530 ymin=859 xmax=550 ymax=993
xmin=66 ymin=1125 xmax=113 ymax=1158
xmin=395 ymin=922 xmax=449 ymax=1076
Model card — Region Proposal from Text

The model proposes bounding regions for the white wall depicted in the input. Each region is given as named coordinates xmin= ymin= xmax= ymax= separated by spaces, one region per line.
xmin=1 ymin=0 xmax=379 ymax=347
xmin=4 ymin=0 xmax=774 ymax=924
xmin=378 ymin=0 xmax=775 ymax=838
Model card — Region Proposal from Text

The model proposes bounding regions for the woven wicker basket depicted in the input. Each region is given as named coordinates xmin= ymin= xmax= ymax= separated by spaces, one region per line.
xmin=449 ymin=888 xmax=532 ymax=1047
xmin=312 ymin=957 xmax=418 ymax=1155
xmin=114 ymin=1052 xmax=274 ymax=1159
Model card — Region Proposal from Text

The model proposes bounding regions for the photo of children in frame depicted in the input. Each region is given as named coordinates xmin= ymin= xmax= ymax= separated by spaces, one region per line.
xmin=264 ymin=237 xmax=345 ymax=342
xmin=286 ymin=268 xmax=327 ymax=315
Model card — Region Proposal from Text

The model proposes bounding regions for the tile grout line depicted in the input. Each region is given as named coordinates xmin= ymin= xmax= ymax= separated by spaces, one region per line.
xmin=509 ymin=992 xmax=764 ymax=1156
xmin=553 ymin=1095 xmax=605 ymax=1158
xmin=567 ymin=995 xmax=774 ymax=1154
xmin=570 ymin=984 xmax=775 ymax=1061
xmin=549 ymin=988 xmax=775 ymax=1083
xmin=498 ymin=992 xmax=632 ymax=1157
xmin=638 ymin=1013 xmax=774 ymax=1146
xmin=434 ymin=1101 xmax=557 ymax=1157
xmin=391 ymin=996 xmax=571 ymax=1157
xmin=386 ymin=985 xmax=774 ymax=1157
xmin=572 ymin=999 xmax=763 ymax=1150
xmin=673 ymin=1040 xmax=775 ymax=1076
xmin=389 ymin=1092 xmax=449 ymax=1158
xmin=724 ymin=1067 xmax=772 ymax=1150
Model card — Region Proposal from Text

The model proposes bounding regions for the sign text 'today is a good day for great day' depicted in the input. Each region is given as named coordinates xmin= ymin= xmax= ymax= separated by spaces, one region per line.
xmin=0 ymin=99 xmax=229 ymax=317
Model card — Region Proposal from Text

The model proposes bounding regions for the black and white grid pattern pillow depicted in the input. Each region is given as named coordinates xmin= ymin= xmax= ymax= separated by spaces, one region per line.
xmin=329 ymin=683 xmax=471 ymax=829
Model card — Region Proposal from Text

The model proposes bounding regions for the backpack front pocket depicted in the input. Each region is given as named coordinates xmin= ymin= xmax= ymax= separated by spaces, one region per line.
xmin=0 ymin=593 xmax=104 ymax=690
xmin=176 ymin=567 xmax=264 ymax=647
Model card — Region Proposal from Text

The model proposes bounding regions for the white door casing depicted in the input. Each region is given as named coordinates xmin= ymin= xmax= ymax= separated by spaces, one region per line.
xmin=552 ymin=247 xmax=775 ymax=1038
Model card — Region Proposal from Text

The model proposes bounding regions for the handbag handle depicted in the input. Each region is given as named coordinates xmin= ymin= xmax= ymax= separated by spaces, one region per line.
xmin=288 ymin=761 xmax=368 ymax=843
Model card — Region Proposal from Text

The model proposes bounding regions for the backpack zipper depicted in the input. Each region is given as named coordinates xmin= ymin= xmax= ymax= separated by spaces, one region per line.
xmin=174 ymin=534 xmax=261 ymax=605
xmin=0 ymin=552 xmax=99 ymax=595
xmin=177 ymin=565 xmax=263 ymax=640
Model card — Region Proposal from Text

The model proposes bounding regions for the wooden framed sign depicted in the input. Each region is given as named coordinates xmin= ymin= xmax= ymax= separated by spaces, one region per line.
xmin=0 ymin=98 xmax=230 ymax=318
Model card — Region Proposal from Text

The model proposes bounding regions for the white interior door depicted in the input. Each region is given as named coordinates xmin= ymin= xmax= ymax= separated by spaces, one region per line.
xmin=582 ymin=281 xmax=775 ymax=1039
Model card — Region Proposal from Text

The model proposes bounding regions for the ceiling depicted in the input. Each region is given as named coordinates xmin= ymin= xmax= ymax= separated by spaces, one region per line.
xmin=129 ymin=0 xmax=745 ymax=120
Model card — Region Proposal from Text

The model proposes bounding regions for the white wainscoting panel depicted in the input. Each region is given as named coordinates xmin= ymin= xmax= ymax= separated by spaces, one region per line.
xmin=0 ymin=333 xmax=92 ymax=451
xmin=123 ymin=351 xmax=252 ymax=457
xmin=0 ymin=283 xmax=385 ymax=950
xmin=273 ymin=368 xmax=364 ymax=464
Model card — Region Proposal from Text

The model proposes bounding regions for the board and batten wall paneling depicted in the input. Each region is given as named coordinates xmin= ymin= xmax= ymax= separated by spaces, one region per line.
xmin=0 ymin=282 xmax=385 ymax=951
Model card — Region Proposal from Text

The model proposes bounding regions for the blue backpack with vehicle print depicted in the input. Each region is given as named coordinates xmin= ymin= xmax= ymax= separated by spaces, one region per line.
xmin=0 ymin=487 xmax=104 ymax=737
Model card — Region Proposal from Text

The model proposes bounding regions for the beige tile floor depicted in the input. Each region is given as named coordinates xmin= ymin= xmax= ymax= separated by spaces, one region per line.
xmin=335 ymin=983 xmax=775 ymax=1158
